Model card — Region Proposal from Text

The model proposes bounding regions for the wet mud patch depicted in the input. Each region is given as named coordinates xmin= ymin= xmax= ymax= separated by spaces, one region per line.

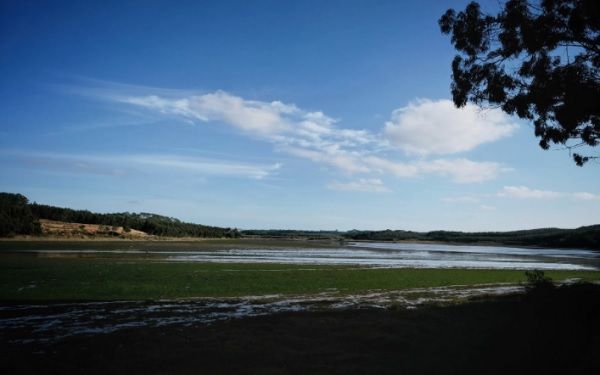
xmin=0 ymin=282 xmax=533 ymax=345
xmin=2 ymin=283 xmax=600 ymax=375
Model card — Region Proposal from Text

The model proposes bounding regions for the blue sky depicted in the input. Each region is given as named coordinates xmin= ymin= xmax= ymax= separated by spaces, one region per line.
xmin=1 ymin=0 xmax=598 ymax=231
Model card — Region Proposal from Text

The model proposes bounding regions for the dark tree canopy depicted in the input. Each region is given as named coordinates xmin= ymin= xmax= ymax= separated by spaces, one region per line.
xmin=0 ymin=192 xmax=239 ymax=238
xmin=439 ymin=0 xmax=600 ymax=165
xmin=0 ymin=193 xmax=40 ymax=236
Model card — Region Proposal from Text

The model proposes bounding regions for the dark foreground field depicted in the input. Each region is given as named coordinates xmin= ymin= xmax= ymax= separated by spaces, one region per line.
xmin=3 ymin=283 xmax=599 ymax=375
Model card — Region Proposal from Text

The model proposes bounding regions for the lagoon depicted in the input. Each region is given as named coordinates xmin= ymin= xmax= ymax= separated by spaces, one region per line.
xmin=167 ymin=241 xmax=600 ymax=270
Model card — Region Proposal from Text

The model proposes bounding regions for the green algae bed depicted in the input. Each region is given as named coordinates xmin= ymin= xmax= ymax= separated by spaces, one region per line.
xmin=1 ymin=254 xmax=599 ymax=301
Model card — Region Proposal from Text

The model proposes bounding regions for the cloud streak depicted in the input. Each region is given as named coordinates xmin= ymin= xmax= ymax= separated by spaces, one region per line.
xmin=442 ymin=196 xmax=481 ymax=203
xmin=498 ymin=186 xmax=600 ymax=201
xmin=4 ymin=151 xmax=281 ymax=180
xmin=327 ymin=178 xmax=391 ymax=193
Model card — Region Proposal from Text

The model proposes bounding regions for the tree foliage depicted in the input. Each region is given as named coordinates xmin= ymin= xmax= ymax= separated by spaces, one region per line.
xmin=0 ymin=192 xmax=239 ymax=238
xmin=524 ymin=269 xmax=554 ymax=288
xmin=439 ymin=0 xmax=600 ymax=165
xmin=0 ymin=193 xmax=41 ymax=236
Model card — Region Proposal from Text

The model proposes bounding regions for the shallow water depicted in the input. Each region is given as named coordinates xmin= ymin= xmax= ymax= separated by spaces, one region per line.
xmin=166 ymin=242 xmax=600 ymax=270
xmin=19 ymin=241 xmax=600 ymax=270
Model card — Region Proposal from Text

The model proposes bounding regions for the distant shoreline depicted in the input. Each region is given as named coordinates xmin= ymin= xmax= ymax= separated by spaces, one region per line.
xmin=2 ymin=193 xmax=599 ymax=251
xmin=0 ymin=236 xmax=597 ymax=252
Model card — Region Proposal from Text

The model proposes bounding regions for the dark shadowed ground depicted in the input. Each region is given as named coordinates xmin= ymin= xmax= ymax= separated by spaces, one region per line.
xmin=2 ymin=283 xmax=600 ymax=375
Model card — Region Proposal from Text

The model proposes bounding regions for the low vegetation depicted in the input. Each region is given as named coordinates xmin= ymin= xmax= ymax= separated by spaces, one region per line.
xmin=1 ymin=255 xmax=598 ymax=300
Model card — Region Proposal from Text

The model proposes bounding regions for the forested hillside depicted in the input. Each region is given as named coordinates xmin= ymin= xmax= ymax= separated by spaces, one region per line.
xmin=0 ymin=193 xmax=239 ymax=238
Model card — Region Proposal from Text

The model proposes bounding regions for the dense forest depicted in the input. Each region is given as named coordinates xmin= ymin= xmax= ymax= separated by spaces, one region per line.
xmin=0 ymin=192 xmax=239 ymax=238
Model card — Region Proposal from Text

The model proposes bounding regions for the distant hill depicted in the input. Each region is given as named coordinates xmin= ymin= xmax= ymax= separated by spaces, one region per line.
xmin=0 ymin=192 xmax=239 ymax=238
xmin=1 ymin=192 xmax=598 ymax=249
xmin=341 ymin=227 xmax=600 ymax=251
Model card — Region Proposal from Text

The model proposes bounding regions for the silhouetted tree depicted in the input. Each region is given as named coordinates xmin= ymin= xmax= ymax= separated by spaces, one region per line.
xmin=439 ymin=0 xmax=600 ymax=165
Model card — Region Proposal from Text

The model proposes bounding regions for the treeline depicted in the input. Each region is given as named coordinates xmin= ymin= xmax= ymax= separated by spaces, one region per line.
xmin=241 ymin=226 xmax=600 ymax=250
xmin=242 ymin=229 xmax=343 ymax=240
xmin=343 ymin=227 xmax=600 ymax=250
xmin=0 ymin=192 xmax=239 ymax=238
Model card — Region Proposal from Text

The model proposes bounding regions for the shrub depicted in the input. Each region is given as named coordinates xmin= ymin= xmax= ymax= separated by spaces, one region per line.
xmin=525 ymin=270 xmax=554 ymax=289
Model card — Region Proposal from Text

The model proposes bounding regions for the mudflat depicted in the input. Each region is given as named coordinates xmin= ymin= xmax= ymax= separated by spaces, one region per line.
xmin=2 ymin=283 xmax=599 ymax=375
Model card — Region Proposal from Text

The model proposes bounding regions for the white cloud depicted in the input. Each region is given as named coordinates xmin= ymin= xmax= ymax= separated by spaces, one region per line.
xmin=479 ymin=204 xmax=496 ymax=210
xmin=118 ymin=90 xmax=389 ymax=171
xmin=498 ymin=186 xmax=562 ymax=199
xmin=123 ymin=92 xmax=296 ymax=134
xmin=572 ymin=192 xmax=600 ymax=201
xmin=498 ymin=186 xmax=600 ymax=202
xmin=383 ymin=99 xmax=518 ymax=156
xmin=73 ymin=82 xmax=514 ymax=185
xmin=327 ymin=179 xmax=391 ymax=193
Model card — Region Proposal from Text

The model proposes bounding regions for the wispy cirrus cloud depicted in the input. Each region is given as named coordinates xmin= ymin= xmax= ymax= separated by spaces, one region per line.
xmin=572 ymin=192 xmax=600 ymax=201
xmin=327 ymin=178 xmax=391 ymax=193
xmin=441 ymin=196 xmax=497 ymax=211
xmin=498 ymin=186 xmax=562 ymax=199
xmin=3 ymin=150 xmax=281 ymax=180
xmin=365 ymin=156 xmax=508 ymax=183
xmin=414 ymin=158 xmax=510 ymax=184
xmin=442 ymin=196 xmax=481 ymax=203
xmin=498 ymin=186 xmax=600 ymax=201
xmin=66 ymin=80 xmax=518 ymax=185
